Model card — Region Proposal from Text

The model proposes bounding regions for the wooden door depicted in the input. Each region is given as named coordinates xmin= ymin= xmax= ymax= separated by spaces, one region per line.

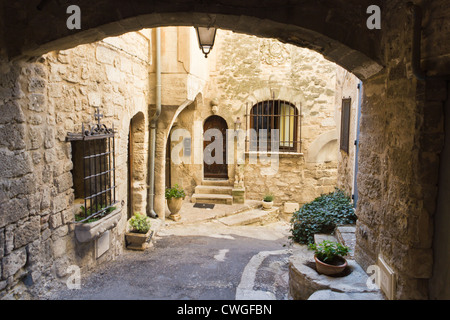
xmin=203 ymin=116 xmax=228 ymax=179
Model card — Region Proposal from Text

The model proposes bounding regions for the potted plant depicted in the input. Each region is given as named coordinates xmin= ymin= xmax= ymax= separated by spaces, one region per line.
xmin=308 ymin=240 xmax=349 ymax=276
xmin=262 ymin=194 xmax=274 ymax=210
xmin=125 ymin=213 xmax=152 ymax=251
xmin=165 ymin=184 xmax=186 ymax=221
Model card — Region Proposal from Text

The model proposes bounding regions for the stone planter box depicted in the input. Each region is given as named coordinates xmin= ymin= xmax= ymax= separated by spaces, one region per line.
xmin=125 ymin=230 xmax=153 ymax=251
xmin=74 ymin=207 xmax=122 ymax=243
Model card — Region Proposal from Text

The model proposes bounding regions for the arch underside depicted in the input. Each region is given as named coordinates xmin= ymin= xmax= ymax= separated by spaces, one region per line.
xmin=4 ymin=0 xmax=383 ymax=79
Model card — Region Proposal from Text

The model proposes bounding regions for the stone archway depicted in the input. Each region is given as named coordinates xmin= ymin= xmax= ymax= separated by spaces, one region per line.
xmin=153 ymin=99 xmax=196 ymax=218
xmin=0 ymin=0 xmax=449 ymax=300
xmin=3 ymin=0 xmax=383 ymax=80
xmin=306 ymin=130 xmax=339 ymax=163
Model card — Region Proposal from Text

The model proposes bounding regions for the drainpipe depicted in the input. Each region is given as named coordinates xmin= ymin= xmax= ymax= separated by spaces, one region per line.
xmin=148 ymin=28 xmax=161 ymax=218
xmin=408 ymin=3 xmax=450 ymax=81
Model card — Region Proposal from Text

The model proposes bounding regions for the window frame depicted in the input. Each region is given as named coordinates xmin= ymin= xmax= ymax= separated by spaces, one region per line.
xmin=246 ymin=99 xmax=301 ymax=153
xmin=67 ymin=116 xmax=117 ymax=223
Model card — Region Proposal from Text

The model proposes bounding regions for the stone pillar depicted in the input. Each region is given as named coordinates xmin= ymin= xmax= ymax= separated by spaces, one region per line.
xmin=232 ymin=163 xmax=245 ymax=204
xmin=153 ymin=126 xmax=167 ymax=220
xmin=232 ymin=120 xmax=245 ymax=204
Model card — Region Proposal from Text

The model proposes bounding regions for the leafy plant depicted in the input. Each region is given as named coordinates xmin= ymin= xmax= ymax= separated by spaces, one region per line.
xmin=75 ymin=205 xmax=116 ymax=223
xmin=165 ymin=184 xmax=186 ymax=200
xmin=128 ymin=213 xmax=151 ymax=234
xmin=263 ymin=194 xmax=274 ymax=202
xmin=289 ymin=188 xmax=356 ymax=244
xmin=309 ymin=240 xmax=349 ymax=264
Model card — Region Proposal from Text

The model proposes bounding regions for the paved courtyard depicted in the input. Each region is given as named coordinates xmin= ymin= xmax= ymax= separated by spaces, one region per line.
xmin=46 ymin=213 xmax=294 ymax=300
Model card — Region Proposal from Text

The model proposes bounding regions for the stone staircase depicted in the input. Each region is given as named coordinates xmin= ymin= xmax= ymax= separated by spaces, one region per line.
xmin=190 ymin=180 xmax=280 ymax=226
xmin=191 ymin=180 xmax=234 ymax=205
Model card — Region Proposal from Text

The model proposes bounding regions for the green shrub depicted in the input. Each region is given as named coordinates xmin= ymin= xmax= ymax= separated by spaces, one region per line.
xmin=263 ymin=194 xmax=274 ymax=202
xmin=289 ymin=189 xmax=356 ymax=244
xmin=165 ymin=184 xmax=186 ymax=200
xmin=129 ymin=213 xmax=151 ymax=234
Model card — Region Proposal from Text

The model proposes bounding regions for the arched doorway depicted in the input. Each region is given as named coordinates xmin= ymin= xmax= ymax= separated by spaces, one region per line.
xmin=203 ymin=115 xmax=228 ymax=179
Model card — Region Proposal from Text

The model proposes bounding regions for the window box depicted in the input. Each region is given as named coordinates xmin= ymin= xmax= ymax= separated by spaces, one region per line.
xmin=74 ymin=206 xmax=122 ymax=243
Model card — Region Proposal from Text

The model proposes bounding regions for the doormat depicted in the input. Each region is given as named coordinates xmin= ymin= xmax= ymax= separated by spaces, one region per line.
xmin=193 ymin=203 xmax=215 ymax=209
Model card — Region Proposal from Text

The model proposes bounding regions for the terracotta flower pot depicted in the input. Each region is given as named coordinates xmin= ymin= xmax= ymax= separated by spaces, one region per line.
xmin=314 ymin=254 xmax=347 ymax=276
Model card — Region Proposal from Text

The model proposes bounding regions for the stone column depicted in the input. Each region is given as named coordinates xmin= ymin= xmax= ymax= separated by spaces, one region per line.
xmin=232 ymin=119 xmax=245 ymax=203
xmin=153 ymin=125 xmax=167 ymax=220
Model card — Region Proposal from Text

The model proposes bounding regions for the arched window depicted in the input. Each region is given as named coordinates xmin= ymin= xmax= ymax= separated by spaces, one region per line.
xmin=248 ymin=100 xmax=300 ymax=152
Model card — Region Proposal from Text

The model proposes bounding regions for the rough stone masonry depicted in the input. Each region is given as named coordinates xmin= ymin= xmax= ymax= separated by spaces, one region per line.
xmin=0 ymin=0 xmax=449 ymax=300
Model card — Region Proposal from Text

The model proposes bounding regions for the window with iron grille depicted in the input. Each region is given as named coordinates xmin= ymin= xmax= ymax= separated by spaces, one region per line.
xmin=340 ymin=98 xmax=351 ymax=154
xmin=67 ymin=108 xmax=117 ymax=223
xmin=246 ymin=99 xmax=301 ymax=153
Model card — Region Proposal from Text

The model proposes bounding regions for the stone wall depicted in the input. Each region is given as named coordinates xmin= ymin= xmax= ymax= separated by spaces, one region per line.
xmin=430 ymin=83 xmax=450 ymax=299
xmin=354 ymin=0 xmax=448 ymax=299
xmin=0 ymin=31 xmax=151 ymax=298
xmin=0 ymin=0 xmax=449 ymax=300
xmin=335 ymin=69 xmax=361 ymax=197
xmin=170 ymin=30 xmax=359 ymax=206
xmin=423 ymin=0 xmax=450 ymax=300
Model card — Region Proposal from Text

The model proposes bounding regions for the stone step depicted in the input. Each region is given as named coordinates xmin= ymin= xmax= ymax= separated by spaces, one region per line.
xmin=335 ymin=225 xmax=356 ymax=258
xmin=218 ymin=207 xmax=279 ymax=226
xmin=194 ymin=185 xmax=233 ymax=195
xmin=191 ymin=193 xmax=233 ymax=205
xmin=313 ymin=226 xmax=356 ymax=259
xmin=314 ymin=234 xmax=337 ymax=245
xmin=308 ymin=290 xmax=385 ymax=300
xmin=201 ymin=179 xmax=232 ymax=186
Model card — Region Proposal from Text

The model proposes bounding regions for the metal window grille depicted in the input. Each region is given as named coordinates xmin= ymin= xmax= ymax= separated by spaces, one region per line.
xmin=67 ymin=107 xmax=117 ymax=222
xmin=245 ymin=96 xmax=301 ymax=153
xmin=340 ymin=98 xmax=351 ymax=153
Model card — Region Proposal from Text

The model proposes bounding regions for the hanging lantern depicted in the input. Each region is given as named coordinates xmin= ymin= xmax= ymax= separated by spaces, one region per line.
xmin=195 ymin=27 xmax=217 ymax=58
